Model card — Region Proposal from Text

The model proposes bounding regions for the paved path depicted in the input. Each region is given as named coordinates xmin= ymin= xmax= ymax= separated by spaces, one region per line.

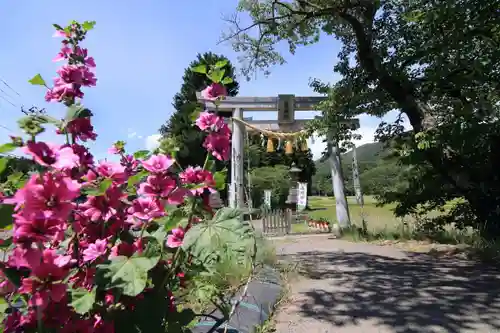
xmin=272 ymin=234 xmax=500 ymax=333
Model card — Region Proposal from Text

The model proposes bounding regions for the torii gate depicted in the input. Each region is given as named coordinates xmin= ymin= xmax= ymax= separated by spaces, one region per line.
xmin=196 ymin=93 xmax=359 ymax=228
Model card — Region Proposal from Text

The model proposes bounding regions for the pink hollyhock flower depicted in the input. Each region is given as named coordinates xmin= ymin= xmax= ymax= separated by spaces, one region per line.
xmin=63 ymin=117 xmax=97 ymax=142
xmin=203 ymin=132 xmax=231 ymax=161
xmin=18 ymin=249 xmax=68 ymax=310
xmin=180 ymin=166 xmax=216 ymax=195
xmin=5 ymin=173 xmax=81 ymax=219
xmin=141 ymin=154 xmax=174 ymax=173
xmin=108 ymin=144 xmax=120 ymax=154
xmin=13 ymin=212 xmax=65 ymax=244
xmin=138 ymin=175 xmax=177 ymax=197
xmin=53 ymin=30 xmax=70 ymax=38
xmin=201 ymin=83 xmax=227 ymax=101
xmin=74 ymin=47 xmax=96 ymax=68
xmin=195 ymin=111 xmax=225 ymax=132
xmin=127 ymin=197 xmax=164 ymax=221
xmin=165 ymin=187 xmax=191 ymax=205
xmin=83 ymin=239 xmax=108 ymax=262
xmin=53 ymin=45 xmax=72 ymax=62
xmin=166 ymin=227 xmax=185 ymax=248
xmin=22 ymin=141 xmax=79 ymax=170
xmin=45 ymin=82 xmax=83 ymax=102
xmin=55 ymin=64 xmax=97 ymax=87
xmin=7 ymin=247 xmax=42 ymax=270
xmin=81 ymin=185 xmax=125 ymax=222
xmin=96 ymin=160 xmax=126 ymax=182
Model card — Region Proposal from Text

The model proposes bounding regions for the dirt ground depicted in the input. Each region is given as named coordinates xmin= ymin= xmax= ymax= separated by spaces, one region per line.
xmin=271 ymin=234 xmax=500 ymax=333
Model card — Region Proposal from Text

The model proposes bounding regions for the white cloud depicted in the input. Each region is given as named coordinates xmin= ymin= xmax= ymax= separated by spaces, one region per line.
xmin=145 ymin=134 xmax=161 ymax=151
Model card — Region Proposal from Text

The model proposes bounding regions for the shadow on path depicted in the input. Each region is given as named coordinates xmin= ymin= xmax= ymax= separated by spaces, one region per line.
xmin=280 ymin=250 xmax=500 ymax=332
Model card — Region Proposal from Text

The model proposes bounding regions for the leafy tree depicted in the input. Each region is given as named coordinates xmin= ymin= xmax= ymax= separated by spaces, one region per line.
xmin=224 ymin=0 xmax=500 ymax=238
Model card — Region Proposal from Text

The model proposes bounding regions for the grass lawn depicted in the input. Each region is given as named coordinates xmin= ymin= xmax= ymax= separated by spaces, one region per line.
xmin=306 ymin=195 xmax=466 ymax=233
xmin=307 ymin=195 xmax=402 ymax=232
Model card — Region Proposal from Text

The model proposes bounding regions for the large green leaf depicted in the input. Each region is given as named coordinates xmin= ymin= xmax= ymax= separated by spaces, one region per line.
xmin=96 ymin=254 xmax=160 ymax=296
xmin=70 ymin=287 xmax=96 ymax=314
xmin=181 ymin=207 xmax=252 ymax=264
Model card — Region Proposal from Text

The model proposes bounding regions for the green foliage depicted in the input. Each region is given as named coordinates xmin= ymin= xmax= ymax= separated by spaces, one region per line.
xmin=70 ymin=287 xmax=96 ymax=314
xmin=182 ymin=208 xmax=255 ymax=267
xmin=0 ymin=204 xmax=14 ymax=230
xmin=250 ymin=165 xmax=290 ymax=208
xmin=28 ymin=74 xmax=46 ymax=86
xmin=96 ymin=254 xmax=161 ymax=296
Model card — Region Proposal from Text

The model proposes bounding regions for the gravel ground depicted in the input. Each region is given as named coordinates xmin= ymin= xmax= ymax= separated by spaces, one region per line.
xmin=272 ymin=235 xmax=500 ymax=333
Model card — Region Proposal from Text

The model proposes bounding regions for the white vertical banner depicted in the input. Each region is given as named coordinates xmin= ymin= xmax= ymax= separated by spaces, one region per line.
xmin=297 ymin=182 xmax=308 ymax=211
xmin=263 ymin=190 xmax=272 ymax=209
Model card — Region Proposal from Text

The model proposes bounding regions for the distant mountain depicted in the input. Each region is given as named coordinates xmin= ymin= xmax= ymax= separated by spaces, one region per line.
xmin=342 ymin=142 xmax=385 ymax=164
xmin=315 ymin=142 xmax=384 ymax=175
xmin=312 ymin=141 xmax=404 ymax=196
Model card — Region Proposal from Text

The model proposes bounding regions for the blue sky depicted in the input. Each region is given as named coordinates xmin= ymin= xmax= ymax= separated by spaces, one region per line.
xmin=0 ymin=0 xmax=408 ymax=160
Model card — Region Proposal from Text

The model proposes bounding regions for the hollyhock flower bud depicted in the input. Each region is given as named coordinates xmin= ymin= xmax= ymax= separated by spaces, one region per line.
xmin=201 ymin=83 xmax=227 ymax=101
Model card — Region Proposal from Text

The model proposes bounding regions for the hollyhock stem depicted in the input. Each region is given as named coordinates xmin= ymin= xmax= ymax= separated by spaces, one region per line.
xmin=36 ymin=305 xmax=44 ymax=333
